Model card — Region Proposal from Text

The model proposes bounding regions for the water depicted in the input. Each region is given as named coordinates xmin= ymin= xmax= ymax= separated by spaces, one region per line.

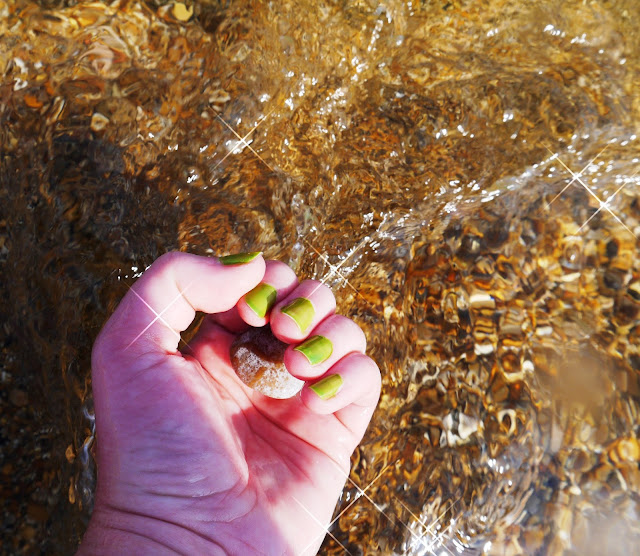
xmin=1 ymin=0 xmax=640 ymax=553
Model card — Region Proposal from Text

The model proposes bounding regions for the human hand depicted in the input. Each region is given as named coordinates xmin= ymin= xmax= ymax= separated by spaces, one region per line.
xmin=78 ymin=252 xmax=381 ymax=555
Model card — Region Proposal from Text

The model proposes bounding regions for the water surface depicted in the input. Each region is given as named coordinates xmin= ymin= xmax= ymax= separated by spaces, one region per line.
xmin=1 ymin=0 xmax=640 ymax=553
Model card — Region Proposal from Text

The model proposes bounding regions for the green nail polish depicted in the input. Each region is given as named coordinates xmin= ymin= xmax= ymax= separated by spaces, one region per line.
xmin=281 ymin=297 xmax=315 ymax=332
xmin=295 ymin=335 xmax=333 ymax=365
xmin=219 ymin=252 xmax=261 ymax=265
xmin=245 ymin=283 xmax=277 ymax=318
xmin=309 ymin=374 xmax=343 ymax=400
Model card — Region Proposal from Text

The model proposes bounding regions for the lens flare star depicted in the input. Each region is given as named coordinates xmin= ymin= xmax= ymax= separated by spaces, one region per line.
xmin=124 ymin=280 xmax=193 ymax=351
xmin=213 ymin=112 xmax=276 ymax=173
xmin=292 ymin=496 xmax=355 ymax=556
xmin=544 ymin=145 xmax=638 ymax=239
xmin=399 ymin=495 xmax=462 ymax=556
xmin=297 ymin=462 xmax=392 ymax=555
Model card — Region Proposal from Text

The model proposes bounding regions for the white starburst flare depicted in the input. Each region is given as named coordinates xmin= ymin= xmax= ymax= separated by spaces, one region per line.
xmin=213 ymin=112 xmax=276 ymax=172
xmin=544 ymin=145 xmax=638 ymax=239
xmin=576 ymin=167 xmax=640 ymax=236
xmin=543 ymin=145 xmax=608 ymax=211
xmin=292 ymin=496 xmax=354 ymax=556
xmin=124 ymin=281 xmax=193 ymax=351
xmin=325 ymin=458 xmax=453 ymax=554
xmin=300 ymin=210 xmax=417 ymax=317
xmin=302 ymin=237 xmax=370 ymax=301
xmin=297 ymin=462 xmax=392 ymax=555
xmin=398 ymin=494 xmax=462 ymax=556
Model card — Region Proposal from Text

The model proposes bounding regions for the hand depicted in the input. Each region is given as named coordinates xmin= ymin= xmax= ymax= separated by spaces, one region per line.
xmin=78 ymin=252 xmax=381 ymax=555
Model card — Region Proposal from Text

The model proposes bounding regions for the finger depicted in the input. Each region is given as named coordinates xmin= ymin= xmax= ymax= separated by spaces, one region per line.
xmin=270 ymin=280 xmax=336 ymax=343
xmin=182 ymin=317 xmax=260 ymax=405
xmin=96 ymin=251 xmax=265 ymax=357
xmin=183 ymin=315 xmax=236 ymax=372
xmin=208 ymin=306 xmax=250 ymax=334
xmin=236 ymin=260 xmax=298 ymax=327
xmin=284 ymin=314 xmax=366 ymax=380
xmin=301 ymin=352 xmax=381 ymax=418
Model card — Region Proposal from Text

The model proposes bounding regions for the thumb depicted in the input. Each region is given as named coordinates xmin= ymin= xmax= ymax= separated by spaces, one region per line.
xmin=94 ymin=251 xmax=265 ymax=364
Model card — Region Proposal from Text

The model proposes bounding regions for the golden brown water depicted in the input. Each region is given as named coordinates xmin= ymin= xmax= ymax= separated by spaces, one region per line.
xmin=1 ymin=0 xmax=640 ymax=554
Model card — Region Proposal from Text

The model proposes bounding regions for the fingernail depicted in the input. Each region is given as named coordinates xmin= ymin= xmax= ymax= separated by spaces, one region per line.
xmin=294 ymin=335 xmax=333 ymax=365
xmin=245 ymin=283 xmax=277 ymax=318
xmin=281 ymin=297 xmax=314 ymax=332
xmin=309 ymin=374 xmax=343 ymax=400
xmin=219 ymin=252 xmax=261 ymax=265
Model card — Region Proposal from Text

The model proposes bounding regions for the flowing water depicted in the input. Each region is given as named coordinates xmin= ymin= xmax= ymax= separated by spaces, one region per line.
xmin=1 ymin=0 xmax=640 ymax=554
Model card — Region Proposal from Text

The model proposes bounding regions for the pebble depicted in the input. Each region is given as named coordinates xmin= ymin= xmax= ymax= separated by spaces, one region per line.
xmin=9 ymin=389 xmax=28 ymax=407
xmin=230 ymin=326 xmax=304 ymax=399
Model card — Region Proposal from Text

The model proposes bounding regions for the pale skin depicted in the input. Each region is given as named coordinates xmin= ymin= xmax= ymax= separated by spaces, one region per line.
xmin=78 ymin=252 xmax=381 ymax=555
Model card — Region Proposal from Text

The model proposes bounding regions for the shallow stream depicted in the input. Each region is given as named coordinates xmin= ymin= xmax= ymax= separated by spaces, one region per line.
xmin=1 ymin=0 xmax=640 ymax=554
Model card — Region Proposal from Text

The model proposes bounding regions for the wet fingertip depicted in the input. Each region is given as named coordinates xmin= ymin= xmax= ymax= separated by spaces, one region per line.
xmin=295 ymin=335 xmax=333 ymax=365
xmin=309 ymin=373 xmax=343 ymax=400
xmin=281 ymin=297 xmax=315 ymax=332
xmin=301 ymin=378 xmax=344 ymax=415
xmin=301 ymin=352 xmax=381 ymax=414
xmin=245 ymin=283 xmax=278 ymax=318
xmin=218 ymin=251 xmax=262 ymax=265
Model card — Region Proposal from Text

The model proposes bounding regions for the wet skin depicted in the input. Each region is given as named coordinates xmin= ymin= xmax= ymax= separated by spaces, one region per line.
xmin=77 ymin=252 xmax=381 ymax=555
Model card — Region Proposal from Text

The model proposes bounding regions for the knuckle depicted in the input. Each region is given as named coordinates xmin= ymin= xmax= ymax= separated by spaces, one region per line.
xmin=303 ymin=279 xmax=334 ymax=298
xmin=154 ymin=250 xmax=182 ymax=269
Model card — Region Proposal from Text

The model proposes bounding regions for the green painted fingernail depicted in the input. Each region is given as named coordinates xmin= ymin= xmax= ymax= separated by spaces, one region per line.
xmin=309 ymin=374 xmax=343 ymax=400
xmin=295 ymin=335 xmax=333 ymax=365
xmin=281 ymin=297 xmax=314 ymax=332
xmin=245 ymin=283 xmax=277 ymax=318
xmin=219 ymin=252 xmax=261 ymax=265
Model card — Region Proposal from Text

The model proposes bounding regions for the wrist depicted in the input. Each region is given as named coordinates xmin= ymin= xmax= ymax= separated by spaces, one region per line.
xmin=77 ymin=505 xmax=228 ymax=555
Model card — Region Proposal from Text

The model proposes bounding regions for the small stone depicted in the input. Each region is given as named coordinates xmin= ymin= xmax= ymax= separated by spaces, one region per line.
xmin=9 ymin=388 xmax=28 ymax=407
xmin=230 ymin=326 xmax=304 ymax=399
xmin=68 ymin=479 xmax=76 ymax=504
xmin=609 ymin=437 xmax=640 ymax=464
xmin=27 ymin=503 xmax=49 ymax=522
xmin=21 ymin=525 xmax=36 ymax=541
xmin=90 ymin=112 xmax=109 ymax=132
xmin=469 ymin=292 xmax=496 ymax=309
xmin=24 ymin=94 xmax=43 ymax=109
xmin=172 ymin=2 xmax=193 ymax=22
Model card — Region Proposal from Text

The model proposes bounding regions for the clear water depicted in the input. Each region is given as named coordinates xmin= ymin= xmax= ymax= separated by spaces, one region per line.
xmin=1 ymin=0 xmax=640 ymax=554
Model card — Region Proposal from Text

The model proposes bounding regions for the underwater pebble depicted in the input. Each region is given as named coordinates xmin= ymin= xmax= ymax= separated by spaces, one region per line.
xmin=90 ymin=112 xmax=109 ymax=132
xmin=172 ymin=2 xmax=193 ymax=21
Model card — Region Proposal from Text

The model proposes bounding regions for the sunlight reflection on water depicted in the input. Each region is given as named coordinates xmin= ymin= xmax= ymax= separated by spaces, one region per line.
xmin=1 ymin=0 xmax=640 ymax=553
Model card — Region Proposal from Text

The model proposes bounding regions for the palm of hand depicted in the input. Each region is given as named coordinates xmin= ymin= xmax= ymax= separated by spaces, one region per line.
xmin=84 ymin=253 xmax=380 ymax=556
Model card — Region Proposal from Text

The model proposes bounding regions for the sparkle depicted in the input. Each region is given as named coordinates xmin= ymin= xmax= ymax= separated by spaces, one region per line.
xmin=292 ymin=496 xmax=354 ymax=555
xmin=324 ymin=459 xmax=446 ymax=554
xmin=302 ymin=237 xmax=369 ymax=300
xmin=398 ymin=495 xmax=462 ymax=556
xmin=298 ymin=462 xmax=392 ymax=555
xmin=319 ymin=234 xmax=371 ymax=285
xmin=577 ymin=167 xmax=640 ymax=235
xmin=301 ymin=211 xmax=414 ymax=317
xmin=213 ymin=112 xmax=276 ymax=172
xmin=124 ymin=281 xmax=193 ymax=351
xmin=544 ymin=146 xmax=638 ymax=239
xmin=302 ymin=236 xmax=388 ymax=320
xmin=543 ymin=145 xmax=608 ymax=211
xmin=427 ymin=505 xmax=462 ymax=556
